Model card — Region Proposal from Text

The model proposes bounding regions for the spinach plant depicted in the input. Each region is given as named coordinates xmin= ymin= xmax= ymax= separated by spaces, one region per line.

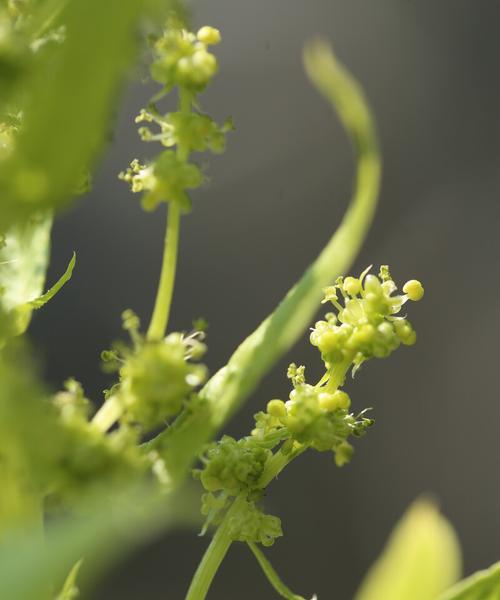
xmin=0 ymin=1 xmax=498 ymax=599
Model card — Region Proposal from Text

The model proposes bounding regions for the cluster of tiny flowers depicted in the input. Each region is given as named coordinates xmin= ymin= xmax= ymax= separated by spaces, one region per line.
xmin=196 ymin=435 xmax=270 ymax=496
xmin=227 ymin=500 xmax=283 ymax=547
xmin=311 ymin=265 xmax=423 ymax=373
xmin=119 ymin=24 xmax=232 ymax=213
xmin=102 ymin=310 xmax=207 ymax=430
xmin=253 ymin=365 xmax=374 ymax=466
xmin=150 ymin=25 xmax=221 ymax=92
xmin=195 ymin=266 xmax=423 ymax=546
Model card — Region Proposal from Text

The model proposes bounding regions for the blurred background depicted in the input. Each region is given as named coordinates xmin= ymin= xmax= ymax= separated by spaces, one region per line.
xmin=29 ymin=0 xmax=500 ymax=598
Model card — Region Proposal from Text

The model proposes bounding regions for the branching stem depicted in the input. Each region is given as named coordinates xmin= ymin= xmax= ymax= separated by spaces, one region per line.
xmin=185 ymin=495 xmax=246 ymax=600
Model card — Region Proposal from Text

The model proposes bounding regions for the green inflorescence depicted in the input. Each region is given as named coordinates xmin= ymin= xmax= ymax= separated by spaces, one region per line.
xmin=119 ymin=23 xmax=233 ymax=214
xmin=193 ymin=266 xmax=423 ymax=577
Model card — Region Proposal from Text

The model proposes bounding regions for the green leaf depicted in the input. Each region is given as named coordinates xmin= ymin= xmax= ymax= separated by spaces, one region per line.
xmin=148 ymin=39 xmax=382 ymax=486
xmin=0 ymin=485 xmax=198 ymax=600
xmin=29 ymin=251 xmax=75 ymax=309
xmin=0 ymin=217 xmax=75 ymax=345
xmin=55 ymin=559 xmax=83 ymax=600
xmin=0 ymin=214 xmax=52 ymax=343
xmin=0 ymin=0 xmax=169 ymax=226
xmin=438 ymin=562 xmax=500 ymax=600
xmin=354 ymin=499 xmax=461 ymax=600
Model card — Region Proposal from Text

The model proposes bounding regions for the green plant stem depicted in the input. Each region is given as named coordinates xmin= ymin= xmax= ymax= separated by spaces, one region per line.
xmin=91 ymin=394 xmax=122 ymax=433
xmin=247 ymin=542 xmax=307 ymax=600
xmin=259 ymin=444 xmax=307 ymax=489
xmin=326 ymin=359 xmax=351 ymax=392
xmin=147 ymin=201 xmax=181 ymax=342
xmin=185 ymin=495 xmax=245 ymax=600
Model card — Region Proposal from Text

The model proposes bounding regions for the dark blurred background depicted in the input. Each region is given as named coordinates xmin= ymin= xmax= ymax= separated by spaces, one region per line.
xmin=30 ymin=0 xmax=500 ymax=598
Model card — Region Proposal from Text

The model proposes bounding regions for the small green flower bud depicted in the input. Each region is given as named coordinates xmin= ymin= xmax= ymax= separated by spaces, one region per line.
xmin=197 ymin=26 xmax=221 ymax=45
xmin=401 ymin=329 xmax=417 ymax=346
xmin=363 ymin=274 xmax=382 ymax=295
xmin=343 ymin=276 xmax=361 ymax=296
xmin=317 ymin=330 xmax=339 ymax=354
xmin=334 ymin=442 xmax=354 ymax=467
xmin=377 ymin=321 xmax=395 ymax=340
xmin=267 ymin=399 xmax=287 ymax=418
xmin=403 ymin=279 xmax=424 ymax=301
xmin=318 ymin=390 xmax=351 ymax=411
xmin=393 ymin=319 xmax=417 ymax=345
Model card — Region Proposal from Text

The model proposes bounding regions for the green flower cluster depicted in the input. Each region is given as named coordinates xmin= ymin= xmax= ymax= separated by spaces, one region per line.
xmin=195 ymin=266 xmax=423 ymax=548
xmin=150 ymin=25 xmax=221 ymax=92
xmin=196 ymin=435 xmax=271 ymax=495
xmin=102 ymin=311 xmax=207 ymax=431
xmin=227 ymin=500 xmax=282 ymax=547
xmin=119 ymin=23 xmax=232 ymax=213
xmin=311 ymin=265 xmax=423 ymax=372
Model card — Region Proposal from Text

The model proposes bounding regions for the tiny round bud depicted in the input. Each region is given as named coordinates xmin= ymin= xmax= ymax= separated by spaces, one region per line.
xmin=403 ymin=279 xmax=424 ymax=301
xmin=197 ymin=26 xmax=221 ymax=45
xmin=318 ymin=390 xmax=351 ymax=411
xmin=318 ymin=330 xmax=339 ymax=354
xmin=267 ymin=399 xmax=287 ymax=418
xmin=401 ymin=330 xmax=417 ymax=346
xmin=377 ymin=321 xmax=394 ymax=340
xmin=343 ymin=276 xmax=361 ymax=296
xmin=364 ymin=274 xmax=382 ymax=295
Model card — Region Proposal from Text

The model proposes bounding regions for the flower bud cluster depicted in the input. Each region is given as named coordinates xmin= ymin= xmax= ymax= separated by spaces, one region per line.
xmin=150 ymin=26 xmax=220 ymax=92
xmin=102 ymin=311 xmax=208 ymax=430
xmin=119 ymin=334 xmax=207 ymax=429
xmin=136 ymin=109 xmax=234 ymax=155
xmin=197 ymin=435 xmax=271 ymax=496
xmin=253 ymin=372 xmax=373 ymax=464
xmin=120 ymin=22 xmax=232 ymax=213
xmin=119 ymin=152 xmax=203 ymax=213
xmin=228 ymin=500 xmax=282 ymax=547
xmin=311 ymin=266 xmax=422 ymax=371
xmin=195 ymin=266 xmax=421 ymax=544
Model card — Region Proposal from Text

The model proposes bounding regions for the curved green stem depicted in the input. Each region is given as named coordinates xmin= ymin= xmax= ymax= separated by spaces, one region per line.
xmin=147 ymin=202 xmax=181 ymax=342
xmin=185 ymin=496 xmax=245 ymax=600
xmin=247 ymin=542 xmax=308 ymax=600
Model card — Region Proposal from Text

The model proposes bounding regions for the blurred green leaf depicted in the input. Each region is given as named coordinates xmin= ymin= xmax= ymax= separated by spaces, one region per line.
xmin=0 ymin=485 xmax=197 ymax=600
xmin=55 ymin=559 xmax=83 ymax=600
xmin=149 ymin=39 xmax=382 ymax=487
xmin=354 ymin=499 xmax=461 ymax=600
xmin=438 ymin=562 xmax=500 ymax=600
xmin=0 ymin=216 xmax=75 ymax=345
xmin=0 ymin=214 xmax=51 ymax=344
xmin=29 ymin=251 xmax=75 ymax=309
xmin=0 ymin=0 xmax=164 ymax=226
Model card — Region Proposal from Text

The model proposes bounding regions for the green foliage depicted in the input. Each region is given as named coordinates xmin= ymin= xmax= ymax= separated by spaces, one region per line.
xmin=0 ymin=0 xmax=167 ymax=227
xmin=0 ymin=217 xmax=75 ymax=347
xmin=0 ymin=5 xmax=496 ymax=600
xmin=438 ymin=562 xmax=500 ymax=600
xmin=0 ymin=214 xmax=51 ymax=345
xmin=355 ymin=500 xmax=461 ymax=600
